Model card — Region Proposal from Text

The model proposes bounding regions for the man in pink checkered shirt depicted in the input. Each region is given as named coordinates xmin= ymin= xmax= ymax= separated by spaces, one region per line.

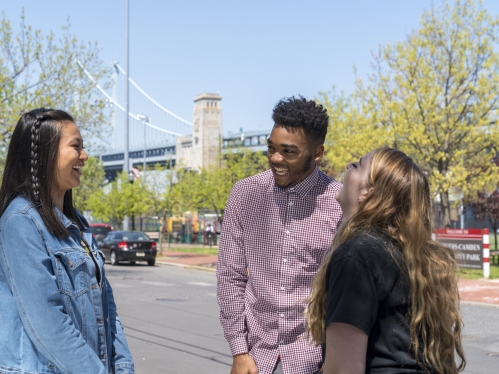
xmin=217 ymin=96 xmax=343 ymax=374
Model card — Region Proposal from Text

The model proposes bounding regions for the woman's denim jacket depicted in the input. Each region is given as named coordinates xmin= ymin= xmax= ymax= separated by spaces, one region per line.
xmin=0 ymin=196 xmax=134 ymax=373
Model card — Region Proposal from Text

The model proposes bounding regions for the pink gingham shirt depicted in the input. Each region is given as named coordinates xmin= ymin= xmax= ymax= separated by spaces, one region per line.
xmin=217 ymin=167 xmax=342 ymax=374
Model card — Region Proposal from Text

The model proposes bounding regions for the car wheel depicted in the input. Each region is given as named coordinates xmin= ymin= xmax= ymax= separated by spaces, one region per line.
xmin=110 ymin=251 xmax=119 ymax=266
xmin=147 ymin=259 xmax=155 ymax=266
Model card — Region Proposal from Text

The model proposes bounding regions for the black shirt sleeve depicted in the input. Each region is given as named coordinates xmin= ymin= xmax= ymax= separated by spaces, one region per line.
xmin=325 ymin=255 xmax=378 ymax=335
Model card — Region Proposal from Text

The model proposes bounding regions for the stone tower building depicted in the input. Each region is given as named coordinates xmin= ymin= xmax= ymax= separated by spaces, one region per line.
xmin=176 ymin=93 xmax=222 ymax=170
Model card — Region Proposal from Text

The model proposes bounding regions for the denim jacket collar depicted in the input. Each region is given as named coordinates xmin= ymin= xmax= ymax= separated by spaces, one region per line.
xmin=54 ymin=206 xmax=73 ymax=229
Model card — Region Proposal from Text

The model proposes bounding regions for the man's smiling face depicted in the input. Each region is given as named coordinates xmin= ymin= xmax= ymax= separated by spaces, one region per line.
xmin=267 ymin=124 xmax=323 ymax=188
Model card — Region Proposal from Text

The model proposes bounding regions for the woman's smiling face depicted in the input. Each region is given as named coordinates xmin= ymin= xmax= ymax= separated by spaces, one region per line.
xmin=52 ymin=122 xmax=88 ymax=197
xmin=335 ymin=151 xmax=374 ymax=221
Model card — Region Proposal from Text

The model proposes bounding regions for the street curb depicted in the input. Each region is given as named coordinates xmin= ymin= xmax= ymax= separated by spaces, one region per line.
xmin=156 ymin=260 xmax=217 ymax=273
xmin=460 ymin=300 xmax=499 ymax=308
xmin=155 ymin=262 xmax=499 ymax=305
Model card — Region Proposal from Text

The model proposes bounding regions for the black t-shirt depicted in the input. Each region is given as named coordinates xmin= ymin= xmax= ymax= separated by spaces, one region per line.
xmin=325 ymin=232 xmax=431 ymax=373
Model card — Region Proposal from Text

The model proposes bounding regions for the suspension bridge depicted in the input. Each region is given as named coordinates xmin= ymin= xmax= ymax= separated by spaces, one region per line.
xmin=77 ymin=60 xmax=194 ymax=179
xmin=78 ymin=61 xmax=270 ymax=181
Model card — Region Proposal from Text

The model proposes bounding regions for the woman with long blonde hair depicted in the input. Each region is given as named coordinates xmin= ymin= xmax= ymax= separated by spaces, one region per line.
xmin=306 ymin=147 xmax=465 ymax=374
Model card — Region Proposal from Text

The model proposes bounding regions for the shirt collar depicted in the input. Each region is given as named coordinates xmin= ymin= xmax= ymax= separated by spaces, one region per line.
xmin=273 ymin=166 xmax=319 ymax=198
xmin=53 ymin=205 xmax=88 ymax=231
xmin=54 ymin=205 xmax=73 ymax=228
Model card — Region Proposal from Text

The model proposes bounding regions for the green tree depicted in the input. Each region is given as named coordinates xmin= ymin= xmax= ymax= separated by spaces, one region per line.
xmin=144 ymin=164 xmax=184 ymax=226
xmin=144 ymin=150 xmax=268 ymax=227
xmin=321 ymin=0 xmax=499 ymax=227
xmin=0 ymin=11 xmax=109 ymax=169
xmin=195 ymin=150 xmax=268 ymax=223
xmin=72 ymin=157 xmax=106 ymax=212
xmin=88 ymin=171 xmax=149 ymax=228
xmin=318 ymin=88 xmax=388 ymax=178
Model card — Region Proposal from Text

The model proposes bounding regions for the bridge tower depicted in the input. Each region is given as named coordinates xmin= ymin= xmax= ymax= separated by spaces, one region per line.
xmin=176 ymin=93 xmax=222 ymax=170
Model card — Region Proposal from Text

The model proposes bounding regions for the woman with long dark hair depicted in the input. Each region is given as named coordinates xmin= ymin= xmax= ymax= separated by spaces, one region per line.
xmin=306 ymin=147 xmax=465 ymax=374
xmin=0 ymin=109 xmax=134 ymax=373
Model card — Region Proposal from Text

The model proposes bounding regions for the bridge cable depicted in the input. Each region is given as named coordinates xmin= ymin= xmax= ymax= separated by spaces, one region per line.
xmin=76 ymin=60 xmax=184 ymax=136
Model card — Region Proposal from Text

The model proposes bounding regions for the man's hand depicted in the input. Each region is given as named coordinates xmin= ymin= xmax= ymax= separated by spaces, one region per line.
xmin=230 ymin=353 xmax=258 ymax=374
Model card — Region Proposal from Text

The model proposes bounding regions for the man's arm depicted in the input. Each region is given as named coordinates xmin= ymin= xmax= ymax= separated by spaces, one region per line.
xmin=216 ymin=184 xmax=250 ymax=356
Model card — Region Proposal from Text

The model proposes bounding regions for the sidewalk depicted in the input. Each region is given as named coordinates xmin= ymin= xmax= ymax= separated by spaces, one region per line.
xmin=155 ymin=247 xmax=499 ymax=306
xmin=156 ymin=243 xmax=218 ymax=271
xmin=157 ymin=250 xmax=218 ymax=270
xmin=458 ymin=278 xmax=499 ymax=306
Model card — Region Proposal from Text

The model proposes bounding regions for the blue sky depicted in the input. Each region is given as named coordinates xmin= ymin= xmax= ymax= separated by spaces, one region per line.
xmin=3 ymin=0 xmax=499 ymax=136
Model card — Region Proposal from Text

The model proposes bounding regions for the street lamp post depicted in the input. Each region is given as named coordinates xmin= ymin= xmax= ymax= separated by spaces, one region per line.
xmin=128 ymin=171 xmax=135 ymax=231
xmin=124 ymin=0 xmax=130 ymax=176
xmin=122 ymin=0 xmax=130 ymax=231
xmin=137 ymin=114 xmax=149 ymax=180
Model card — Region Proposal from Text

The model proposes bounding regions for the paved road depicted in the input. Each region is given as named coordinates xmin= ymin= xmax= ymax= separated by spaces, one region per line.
xmin=108 ymin=264 xmax=499 ymax=374
xmin=461 ymin=303 xmax=499 ymax=374
xmin=107 ymin=264 xmax=231 ymax=373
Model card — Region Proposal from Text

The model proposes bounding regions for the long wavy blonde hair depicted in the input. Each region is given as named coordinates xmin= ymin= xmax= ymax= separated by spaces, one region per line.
xmin=306 ymin=147 xmax=465 ymax=373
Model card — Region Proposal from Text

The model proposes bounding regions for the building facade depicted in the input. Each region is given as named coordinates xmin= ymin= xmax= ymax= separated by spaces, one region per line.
xmin=176 ymin=93 xmax=223 ymax=170
xmin=100 ymin=92 xmax=270 ymax=180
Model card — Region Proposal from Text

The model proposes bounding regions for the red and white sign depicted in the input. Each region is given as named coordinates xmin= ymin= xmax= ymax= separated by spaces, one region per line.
xmin=433 ymin=228 xmax=490 ymax=278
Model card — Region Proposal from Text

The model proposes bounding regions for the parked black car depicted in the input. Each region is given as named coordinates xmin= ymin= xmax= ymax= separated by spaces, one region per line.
xmin=98 ymin=231 xmax=157 ymax=266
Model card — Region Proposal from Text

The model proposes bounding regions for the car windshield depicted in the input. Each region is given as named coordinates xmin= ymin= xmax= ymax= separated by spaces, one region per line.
xmin=90 ymin=226 xmax=112 ymax=236
xmin=121 ymin=233 xmax=150 ymax=241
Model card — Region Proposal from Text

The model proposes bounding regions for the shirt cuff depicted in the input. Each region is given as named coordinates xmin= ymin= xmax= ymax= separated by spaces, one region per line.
xmin=115 ymin=362 xmax=135 ymax=373
xmin=228 ymin=336 xmax=249 ymax=356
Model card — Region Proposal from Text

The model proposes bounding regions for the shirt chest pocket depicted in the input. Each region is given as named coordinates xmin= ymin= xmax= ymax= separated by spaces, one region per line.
xmin=53 ymin=250 xmax=88 ymax=298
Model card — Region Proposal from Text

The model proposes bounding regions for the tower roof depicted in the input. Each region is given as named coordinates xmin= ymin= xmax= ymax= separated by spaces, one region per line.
xmin=194 ymin=93 xmax=221 ymax=102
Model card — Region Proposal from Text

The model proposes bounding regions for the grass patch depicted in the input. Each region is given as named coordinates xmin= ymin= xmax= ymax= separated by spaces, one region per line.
xmin=457 ymin=265 xmax=499 ymax=279
xmin=159 ymin=247 xmax=219 ymax=256
xmin=489 ymin=235 xmax=499 ymax=251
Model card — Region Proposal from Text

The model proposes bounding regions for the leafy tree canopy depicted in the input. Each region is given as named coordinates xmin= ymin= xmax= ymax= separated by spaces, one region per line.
xmin=321 ymin=0 xmax=499 ymax=227
xmin=72 ymin=157 xmax=106 ymax=212
xmin=0 ymin=10 xmax=109 ymax=170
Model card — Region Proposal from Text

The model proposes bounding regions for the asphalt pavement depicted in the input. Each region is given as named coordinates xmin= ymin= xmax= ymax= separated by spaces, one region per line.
xmin=461 ymin=303 xmax=499 ymax=374
xmin=107 ymin=264 xmax=231 ymax=373
xmin=107 ymin=252 xmax=499 ymax=373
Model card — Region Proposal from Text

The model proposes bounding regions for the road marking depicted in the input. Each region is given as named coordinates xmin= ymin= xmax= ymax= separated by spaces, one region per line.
xmin=141 ymin=281 xmax=175 ymax=286
xmin=111 ymin=283 xmax=132 ymax=288
xmin=184 ymin=282 xmax=215 ymax=287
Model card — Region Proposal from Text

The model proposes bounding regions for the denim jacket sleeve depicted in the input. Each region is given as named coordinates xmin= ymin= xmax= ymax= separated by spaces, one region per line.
xmin=103 ymin=274 xmax=135 ymax=373
xmin=0 ymin=212 xmax=108 ymax=374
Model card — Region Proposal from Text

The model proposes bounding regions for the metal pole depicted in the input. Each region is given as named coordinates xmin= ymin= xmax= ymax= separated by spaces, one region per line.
xmin=124 ymin=0 xmax=130 ymax=175
xmin=143 ymin=119 xmax=146 ymax=180
xmin=123 ymin=0 xmax=130 ymax=231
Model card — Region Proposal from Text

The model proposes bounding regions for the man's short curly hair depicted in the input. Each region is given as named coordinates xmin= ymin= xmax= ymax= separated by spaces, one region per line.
xmin=272 ymin=96 xmax=329 ymax=145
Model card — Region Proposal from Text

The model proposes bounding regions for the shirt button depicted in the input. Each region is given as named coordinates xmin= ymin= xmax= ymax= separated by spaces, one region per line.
xmin=280 ymin=313 xmax=284 ymax=318
xmin=280 ymin=286 xmax=285 ymax=291
xmin=280 ymin=340 xmax=284 ymax=344
xmin=285 ymin=230 xmax=290 ymax=234
xmin=288 ymin=201 xmax=294 ymax=206
xmin=283 ymin=258 xmax=287 ymax=263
